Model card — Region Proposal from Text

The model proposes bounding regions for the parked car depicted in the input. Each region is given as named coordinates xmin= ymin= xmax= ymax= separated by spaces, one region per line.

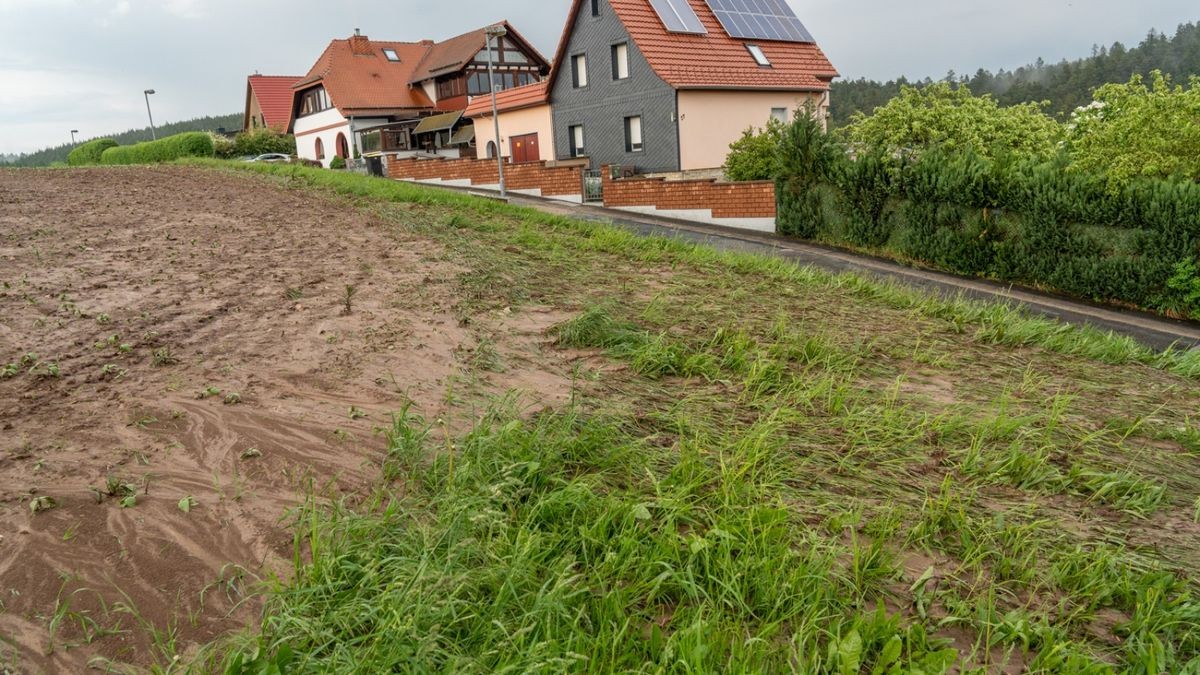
xmin=245 ymin=154 xmax=292 ymax=163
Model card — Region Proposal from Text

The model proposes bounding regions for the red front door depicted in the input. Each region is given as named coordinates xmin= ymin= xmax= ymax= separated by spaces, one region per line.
xmin=510 ymin=133 xmax=539 ymax=164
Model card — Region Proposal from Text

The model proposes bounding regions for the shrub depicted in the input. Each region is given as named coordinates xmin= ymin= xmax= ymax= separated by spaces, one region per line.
xmin=211 ymin=133 xmax=237 ymax=159
xmin=329 ymin=155 xmax=346 ymax=170
xmin=1067 ymin=71 xmax=1200 ymax=191
xmin=775 ymin=110 xmax=844 ymax=239
xmin=835 ymin=149 xmax=898 ymax=247
xmin=100 ymin=132 xmax=215 ymax=165
xmin=1161 ymin=259 xmax=1200 ymax=319
xmin=228 ymin=130 xmax=296 ymax=158
xmin=841 ymin=82 xmax=1064 ymax=160
xmin=776 ymin=110 xmax=1200 ymax=317
xmin=67 ymin=139 xmax=118 ymax=166
xmin=725 ymin=119 xmax=785 ymax=181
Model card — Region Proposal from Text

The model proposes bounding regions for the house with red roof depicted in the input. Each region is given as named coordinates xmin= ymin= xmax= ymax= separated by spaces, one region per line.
xmin=548 ymin=0 xmax=838 ymax=172
xmin=291 ymin=25 xmax=550 ymax=167
xmin=464 ymin=80 xmax=556 ymax=163
xmin=244 ymin=75 xmax=302 ymax=132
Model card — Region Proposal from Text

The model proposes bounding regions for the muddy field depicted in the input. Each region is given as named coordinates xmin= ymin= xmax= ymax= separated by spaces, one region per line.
xmin=0 ymin=167 xmax=579 ymax=671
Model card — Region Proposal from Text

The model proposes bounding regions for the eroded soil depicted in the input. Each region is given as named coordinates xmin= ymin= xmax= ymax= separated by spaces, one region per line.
xmin=0 ymin=167 xmax=577 ymax=671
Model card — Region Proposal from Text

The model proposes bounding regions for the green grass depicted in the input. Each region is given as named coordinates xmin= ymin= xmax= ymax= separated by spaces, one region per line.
xmin=214 ymin=404 xmax=958 ymax=674
xmin=182 ymin=158 xmax=1200 ymax=381
xmin=154 ymin=160 xmax=1200 ymax=673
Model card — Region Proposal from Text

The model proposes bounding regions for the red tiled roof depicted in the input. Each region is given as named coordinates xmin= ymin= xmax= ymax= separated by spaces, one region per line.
xmin=551 ymin=0 xmax=838 ymax=92
xmin=410 ymin=21 xmax=551 ymax=83
xmin=295 ymin=37 xmax=435 ymax=114
xmin=463 ymin=80 xmax=550 ymax=118
xmin=294 ymin=25 xmax=552 ymax=118
xmin=410 ymin=28 xmax=484 ymax=82
xmin=247 ymin=75 xmax=303 ymax=129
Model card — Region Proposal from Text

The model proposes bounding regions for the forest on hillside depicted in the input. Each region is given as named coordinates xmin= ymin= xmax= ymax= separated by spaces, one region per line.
xmin=9 ymin=113 xmax=242 ymax=167
xmin=831 ymin=22 xmax=1200 ymax=126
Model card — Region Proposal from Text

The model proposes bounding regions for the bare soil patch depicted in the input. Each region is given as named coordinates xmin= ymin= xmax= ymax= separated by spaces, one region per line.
xmin=0 ymin=167 xmax=576 ymax=670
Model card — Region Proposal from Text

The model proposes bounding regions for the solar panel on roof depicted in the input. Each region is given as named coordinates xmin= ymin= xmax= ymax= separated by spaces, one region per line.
xmin=647 ymin=0 xmax=708 ymax=34
xmin=704 ymin=0 xmax=816 ymax=43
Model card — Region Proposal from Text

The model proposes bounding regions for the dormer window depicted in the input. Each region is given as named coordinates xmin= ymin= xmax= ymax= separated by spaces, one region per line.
xmin=746 ymin=44 xmax=770 ymax=67
xmin=383 ymin=48 xmax=400 ymax=62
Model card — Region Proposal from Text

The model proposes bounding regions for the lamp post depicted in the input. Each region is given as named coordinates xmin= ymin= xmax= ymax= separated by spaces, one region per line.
xmin=143 ymin=89 xmax=157 ymax=140
xmin=70 ymin=130 xmax=79 ymax=145
xmin=484 ymin=24 xmax=507 ymax=198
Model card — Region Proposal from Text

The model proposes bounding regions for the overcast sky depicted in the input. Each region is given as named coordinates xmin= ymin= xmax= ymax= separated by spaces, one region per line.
xmin=1 ymin=0 xmax=1195 ymax=155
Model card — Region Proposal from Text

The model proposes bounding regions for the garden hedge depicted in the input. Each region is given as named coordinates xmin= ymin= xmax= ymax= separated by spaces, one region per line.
xmin=100 ymin=132 xmax=215 ymax=165
xmin=776 ymin=115 xmax=1200 ymax=319
xmin=67 ymin=139 xmax=118 ymax=166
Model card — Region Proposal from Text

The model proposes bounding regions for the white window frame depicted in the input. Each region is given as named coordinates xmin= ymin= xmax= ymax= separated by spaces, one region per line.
xmin=625 ymin=116 xmax=643 ymax=153
xmin=570 ymin=125 xmax=586 ymax=157
xmin=770 ymin=108 xmax=788 ymax=124
xmin=612 ymin=43 xmax=629 ymax=80
xmin=747 ymin=44 xmax=770 ymax=67
xmin=572 ymin=54 xmax=589 ymax=88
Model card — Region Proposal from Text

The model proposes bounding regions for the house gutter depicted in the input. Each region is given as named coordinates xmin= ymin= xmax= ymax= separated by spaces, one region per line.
xmin=673 ymin=84 xmax=831 ymax=93
xmin=674 ymin=89 xmax=682 ymax=172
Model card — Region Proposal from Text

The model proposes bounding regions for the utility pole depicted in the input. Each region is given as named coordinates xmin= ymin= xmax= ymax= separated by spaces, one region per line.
xmin=484 ymin=24 xmax=508 ymax=198
xmin=144 ymin=89 xmax=157 ymax=140
xmin=70 ymin=130 xmax=79 ymax=145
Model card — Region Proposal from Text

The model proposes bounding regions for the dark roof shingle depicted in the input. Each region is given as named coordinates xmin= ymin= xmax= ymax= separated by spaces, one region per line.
xmin=409 ymin=21 xmax=552 ymax=83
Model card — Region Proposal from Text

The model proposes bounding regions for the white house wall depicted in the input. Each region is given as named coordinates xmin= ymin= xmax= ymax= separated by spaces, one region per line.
xmin=294 ymin=107 xmax=349 ymax=168
xmin=420 ymin=81 xmax=438 ymax=107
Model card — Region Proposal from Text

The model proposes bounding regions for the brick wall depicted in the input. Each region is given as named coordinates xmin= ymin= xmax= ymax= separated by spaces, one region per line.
xmin=387 ymin=157 xmax=583 ymax=197
xmin=601 ymin=169 xmax=776 ymax=219
xmin=386 ymin=157 xmax=777 ymax=221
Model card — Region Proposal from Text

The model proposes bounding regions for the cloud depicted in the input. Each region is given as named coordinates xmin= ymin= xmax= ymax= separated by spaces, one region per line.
xmin=0 ymin=66 xmax=147 ymax=152
xmin=1 ymin=0 xmax=1197 ymax=154
xmin=0 ymin=0 xmax=73 ymax=9
xmin=163 ymin=0 xmax=204 ymax=19
xmin=98 ymin=0 xmax=132 ymax=27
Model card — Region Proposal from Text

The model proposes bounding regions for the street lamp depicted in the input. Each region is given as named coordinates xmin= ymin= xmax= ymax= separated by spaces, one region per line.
xmin=70 ymin=130 xmax=79 ymax=145
xmin=143 ymin=89 xmax=157 ymax=140
xmin=484 ymin=24 xmax=507 ymax=198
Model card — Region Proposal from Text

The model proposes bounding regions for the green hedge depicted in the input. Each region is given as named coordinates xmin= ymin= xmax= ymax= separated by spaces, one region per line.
xmin=67 ymin=139 xmax=118 ymax=166
xmin=100 ymin=132 xmax=215 ymax=165
xmin=776 ymin=115 xmax=1200 ymax=319
xmin=212 ymin=130 xmax=297 ymax=159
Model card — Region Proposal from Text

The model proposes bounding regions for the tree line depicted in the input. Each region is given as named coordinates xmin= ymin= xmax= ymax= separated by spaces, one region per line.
xmin=830 ymin=21 xmax=1200 ymax=126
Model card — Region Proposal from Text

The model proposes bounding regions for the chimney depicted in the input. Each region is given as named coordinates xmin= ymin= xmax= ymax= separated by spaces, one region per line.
xmin=349 ymin=29 xmax=372 ymax=55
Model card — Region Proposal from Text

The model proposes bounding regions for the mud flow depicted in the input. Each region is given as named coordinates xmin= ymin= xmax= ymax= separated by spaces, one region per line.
xmin=0 ymin=166 xmax=576 ymax=670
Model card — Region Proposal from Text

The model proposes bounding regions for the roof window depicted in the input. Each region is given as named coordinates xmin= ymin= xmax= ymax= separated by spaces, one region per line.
xmin=383 ymin=48 xmax=400 ymax=62
xmin=746 ymin=44 xmax=770 ymax=67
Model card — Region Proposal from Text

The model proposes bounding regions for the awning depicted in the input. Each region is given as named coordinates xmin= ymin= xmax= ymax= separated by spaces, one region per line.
xmin=412 ymin=111 xmax=463 ymax=135
xmin=353 ymin=119 xmax=420 ymax=134
xmin=449 ymin=126 xmax=476 ymax=145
